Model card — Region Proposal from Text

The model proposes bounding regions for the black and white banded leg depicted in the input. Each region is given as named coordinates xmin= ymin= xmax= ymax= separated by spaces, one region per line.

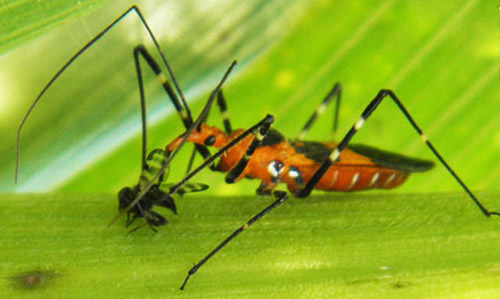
xmin=164 ymin=114 xmax=275 ymax=196
xmin=134 ymin=113 xmax=287 ymax=290
xmin=297 ymin=89 xmax=500 ymax=218
xmin=179 ymin=190 xmax=289 ymax=290
xmin=133 ymin=44 xmax=212 ymax=162
xmin=297 ymin=82 xmax=342 ymax=139
xmin=217 ymin=89 xmax=233 ymax=134
xmin=224 ymin=119 xmax=273 ymax=184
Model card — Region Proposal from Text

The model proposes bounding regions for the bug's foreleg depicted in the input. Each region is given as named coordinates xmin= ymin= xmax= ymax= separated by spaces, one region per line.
xmin=297 ymin=89 xmax=499 ymax=218
xmin=164 ymin=114 xmax=274 ymax=198
xmin=224 ymin=118 xmax=274 ymax=184
xmin=216 ymin=89 xmax=233 ymax=134
xmin=179 ymin=190 xmax=289 ymax=290
xmin=184 ymin=89 xmax=233 ymax=174
xmin=184 ymin=89 xmax=232 ymax=175
xmin=133 ymin=45 xmax=212 ymax=163
xmin=109 ymin=61 xmax=238 ymax=228
xmin=297 ymin=82 xmax=342 ymax=139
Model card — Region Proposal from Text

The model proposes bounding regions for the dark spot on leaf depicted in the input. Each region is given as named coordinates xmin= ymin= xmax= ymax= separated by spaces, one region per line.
xmin=10 ymin=270 xmax=58 ymax=290
xmin=391 ymin=280 xmax=410 ymax=289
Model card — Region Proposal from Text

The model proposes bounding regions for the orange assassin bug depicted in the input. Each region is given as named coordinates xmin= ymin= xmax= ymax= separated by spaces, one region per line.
xmin=14 ymin=6 xmax=499 ymax=291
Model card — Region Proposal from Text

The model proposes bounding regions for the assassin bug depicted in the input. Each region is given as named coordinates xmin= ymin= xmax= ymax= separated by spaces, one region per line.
xmin=14 ymin=5 xmax=500 ymax=291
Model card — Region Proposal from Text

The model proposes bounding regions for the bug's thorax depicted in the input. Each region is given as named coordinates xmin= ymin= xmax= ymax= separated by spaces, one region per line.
xmin=165 ymin=124 xmax=253 ymax=169
xmin=166 ymin=124 xmax=230 ymax=152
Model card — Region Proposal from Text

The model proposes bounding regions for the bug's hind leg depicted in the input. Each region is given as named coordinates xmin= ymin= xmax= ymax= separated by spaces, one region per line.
xmin=297 ymin=89 xmax=500 ymax=217
xmin=297 ymin=82 xmax=342 ymax=139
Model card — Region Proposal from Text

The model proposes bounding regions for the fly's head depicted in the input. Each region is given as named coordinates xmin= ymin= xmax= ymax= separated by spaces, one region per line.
xmin=117 ymin=184 xmax=177 ymax=232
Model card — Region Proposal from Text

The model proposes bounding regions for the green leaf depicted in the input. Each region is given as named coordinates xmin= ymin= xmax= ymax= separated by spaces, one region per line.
xmin=1 ymin=192 xmax=499 ymax=297
xmin=0 ymin=0 xmax=111 ymax=54
xmin=1 ymin=0 xmax=499 ymax=297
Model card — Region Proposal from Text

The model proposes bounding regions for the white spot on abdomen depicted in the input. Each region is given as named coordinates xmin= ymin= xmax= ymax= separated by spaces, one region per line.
xmin=384 ymin=173 xmax=397 ymax=187
xmin=328 ymin=170 xmax=339 ymax=188
xmin=347 ymin=172 xmax=359 ymax=190
xmin=368 ymin=172 xmax=380 ymax=188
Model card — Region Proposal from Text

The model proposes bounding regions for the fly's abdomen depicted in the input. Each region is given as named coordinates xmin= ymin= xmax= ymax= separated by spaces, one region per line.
xmin=139 ymin=148 xmax=169 ymax=188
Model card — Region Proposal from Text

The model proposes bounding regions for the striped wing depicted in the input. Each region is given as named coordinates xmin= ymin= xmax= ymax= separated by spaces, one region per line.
xmin=159 ymin=182 xmax=209 ymax=195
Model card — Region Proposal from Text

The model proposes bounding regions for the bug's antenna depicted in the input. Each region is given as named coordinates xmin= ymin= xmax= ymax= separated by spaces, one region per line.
xmin=14 ymin=5 xmax=193 ymax=184
xmin=15 ymin=7 xmax=133 ymax=184
xmin=108 ymin=60 xmax=238 ymax=227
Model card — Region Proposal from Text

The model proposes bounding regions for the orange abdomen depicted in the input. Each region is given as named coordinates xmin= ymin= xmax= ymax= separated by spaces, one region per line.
xmin=288 ymin=164 xmax=408 ymax=193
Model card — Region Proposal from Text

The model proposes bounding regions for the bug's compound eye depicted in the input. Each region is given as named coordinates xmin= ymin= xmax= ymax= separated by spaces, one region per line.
xmin=204 ymin=135 xmax=216 ymax=146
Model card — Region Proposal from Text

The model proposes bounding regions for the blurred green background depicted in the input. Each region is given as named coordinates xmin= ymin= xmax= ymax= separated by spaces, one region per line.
xmin=1 ymin=0 xmax=499 ymax=297
xmin=1 ymin=0 xmax=499 ymax=195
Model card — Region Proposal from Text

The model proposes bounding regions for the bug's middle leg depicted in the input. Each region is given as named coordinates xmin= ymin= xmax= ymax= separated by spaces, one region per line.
xmin=297 ymin=82 xmax=342 ymax=139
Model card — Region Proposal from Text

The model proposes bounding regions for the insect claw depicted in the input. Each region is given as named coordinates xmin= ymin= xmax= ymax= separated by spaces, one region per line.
xmin=295 ymin=189 xmax=309 ymax=198
xmin=148 ymin=224 xmax=158 ymax=233
xmin=487 ymin=211 xmax=500 ymax=217
xmin=179 ymin=273 xmax=191 ymax=291
xmin=128 ymin=225 xmax=142 ymax=234
xmin=263 ymin=114 xmax=274 ymax=124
